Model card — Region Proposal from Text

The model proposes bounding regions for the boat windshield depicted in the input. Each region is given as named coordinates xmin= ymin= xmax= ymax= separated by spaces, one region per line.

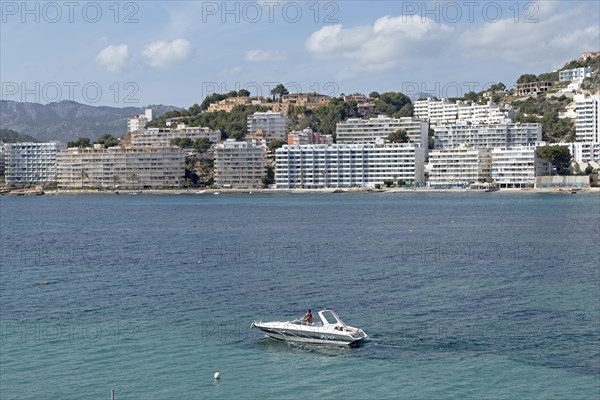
xmin=320 ymin=310 xmax=342 ymax=325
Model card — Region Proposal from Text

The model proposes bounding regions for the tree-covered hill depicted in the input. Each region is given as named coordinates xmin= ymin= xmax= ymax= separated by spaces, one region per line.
xmin=0 ymin=100 xmax=180 ymax=142
xmin=0 ymin=128 xmax=40 ymax=143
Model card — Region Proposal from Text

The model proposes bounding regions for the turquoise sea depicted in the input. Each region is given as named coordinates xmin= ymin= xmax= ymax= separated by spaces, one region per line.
xmin=1 ymin=193 xmax=599 ymax=399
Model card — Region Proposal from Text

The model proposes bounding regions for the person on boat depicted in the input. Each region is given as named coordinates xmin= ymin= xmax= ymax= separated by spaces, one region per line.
xmin=303 ymin=309 xmax=313 ymax=324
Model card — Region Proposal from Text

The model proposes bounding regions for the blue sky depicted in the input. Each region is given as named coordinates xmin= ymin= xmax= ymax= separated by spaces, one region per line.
xmin=1 ymin=0 xmax=599 ymax=107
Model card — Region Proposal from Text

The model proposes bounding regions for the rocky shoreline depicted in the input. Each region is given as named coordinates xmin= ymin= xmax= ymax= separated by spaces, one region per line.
xmin=5 ymin=187 xmax=594 ymax=196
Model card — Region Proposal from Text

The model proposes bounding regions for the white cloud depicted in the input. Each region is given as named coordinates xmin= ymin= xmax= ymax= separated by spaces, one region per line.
xmin=458 ymin=3 xmax=600 ymax=67
xmin=142 ymin=39 xmax=192 ymax=68
xmin=96 ymin=44 xmax=129 ymax=72
xmin=305 ymin=15 xmax=453 ymax=78
xmin=220 ymin=66 xmax=243 ymax=76
xmin=245 ymin=50 xmax=288 ymax=62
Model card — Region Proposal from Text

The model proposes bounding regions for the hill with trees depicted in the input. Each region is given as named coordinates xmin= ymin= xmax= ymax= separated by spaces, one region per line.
xmin=0 ymin=128 xmax=40 ymax=143
xmin=0 ymin=100 xmax=180 ymax=142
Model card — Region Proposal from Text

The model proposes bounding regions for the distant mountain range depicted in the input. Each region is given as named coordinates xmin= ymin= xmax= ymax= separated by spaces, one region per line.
xmin=0 ymin=100 xmax=180 ymax=142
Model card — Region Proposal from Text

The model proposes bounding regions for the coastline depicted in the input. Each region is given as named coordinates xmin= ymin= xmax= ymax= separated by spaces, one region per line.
xmin=21 ymin=187 xmax=600 ymax=196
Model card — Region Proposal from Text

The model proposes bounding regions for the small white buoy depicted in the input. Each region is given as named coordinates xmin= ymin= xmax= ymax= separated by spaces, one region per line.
xmin=214 ymin=372 xmax=220 ymax=380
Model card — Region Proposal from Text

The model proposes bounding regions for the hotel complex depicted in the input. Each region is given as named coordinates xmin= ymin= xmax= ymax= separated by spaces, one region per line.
xmin=247 ymin=111 xmax=287 ymax=140
xmin=336 ymin=115 xmax=428 ymax=149
xmin=214 ymin=140 xmax=266 ymax=189
xmin=275 ymin=141 xmax=425 ymax=189
xmin=575 ymin=94 xmax=600 ymax=143
xmin=491 ymin=146 xmax=551 ymax=188
xmin=428 ymin=148 xmax=492 ymax=187
xmin=433 ymin=123 xmax=542 ymax=149
xmin=3 ymin=142 xmax=65 ymax=184
xmin=573 ymin=94 xmax=600 ymax=163
xmin=129 ymin=125 xmax=222 ymax=148
xmin=2 ymin=59 xmax=598 ymax=191
xmin=57 ymin=145 xmax=185 ymax=189
xmin=127 ymin=109 xmax=153 ymax=133
xmin=414 ymin=98 xmax=515 ymax=125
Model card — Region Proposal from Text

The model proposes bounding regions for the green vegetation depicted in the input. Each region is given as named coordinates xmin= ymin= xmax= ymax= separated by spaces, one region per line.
xmin=170 ymin=137 xmax=193 ymax=148
xmin=488 ymin=82 xmax=506 ymax=92
xmin=581 ymin=67 xmax=600 ymax=93
xmin=67 ymin=137 xmax=92 ymax=148
xmin=428 ymin=127 xmax=435 ymax=150
xmin=193 ymin=138 xmax=212 ymax=153
xmin=149 ymin=90 xmax=414 ymax=141
xmin=387 ymin=129 xmax=409 ymax=143
xmin=195 ymin=159 xmax=214 ymax=187
xmin=516 ymin=74 xmax=538 ymax=84
xmin=147 ymin=104 xmax=270 ymax=140
xmin=95 ymin=134 xmax=120 ymax=148
xmin=537 ymin=71 xmax=559 ymax=82
xmin=584 ymin=165 xmax=594 ymax=175
xmin=536 ymin=145 xmax=572 ymax=176
xmin=199 ymin=90 xmax=255 ymax=111
xmin=513 ymin=95 xmax=575 ymax=142
xmin=561 ymin=57 xmax=600 ymax=71
xmin=67 ymin=134 xmax=121 ymax=148
xmin=291 ymin=98 xmax=361 ymax=137
xmin=270 ymin=84 xmax=289 ymax=101
xmin=517 ymin=58 xmax=600 ymax=84
xmin=267 ymin=140 xmax=287 ymax=153
xmin=372 ymin=92 xmax=413 ymax=117
xmin=261 ymin=165 xmax=275 ymax=188
xmin=0 ymin=129 xmax=40 ymax=143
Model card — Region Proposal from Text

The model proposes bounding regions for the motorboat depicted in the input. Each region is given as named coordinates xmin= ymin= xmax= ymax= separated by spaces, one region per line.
xmin=251 ymin=309 xmax=368 ymax=346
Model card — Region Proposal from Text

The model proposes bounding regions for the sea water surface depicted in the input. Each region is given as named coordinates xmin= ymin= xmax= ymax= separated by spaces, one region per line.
xmin=1 ymin=193 xmax=599 ymax=399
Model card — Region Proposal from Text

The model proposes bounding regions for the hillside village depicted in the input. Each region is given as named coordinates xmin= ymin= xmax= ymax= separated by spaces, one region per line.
xmin=1 ymin=52 xmax=599 ymax=192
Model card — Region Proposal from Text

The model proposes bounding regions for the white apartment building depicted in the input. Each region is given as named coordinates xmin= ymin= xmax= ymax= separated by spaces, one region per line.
xmin=0 ymin=146 xmax=5 ymax=177
xmin=428 ymin=147 xmax=492 ymax=187
xmin=247 ymin=111 xmax=287 ymax=140
xmin=56 ymin=145 xmax=184 ymax=189
xmin=414 ymin=98 xmax=514 ymax=125
xmin=214 ymin=140 xmax=266 ymax=189
xmin=130 ymin=125 xmax=222 ymax=148
xmin=491 ymin=146 xmax=551 ymax=188
xmin=127 ymin=108 xmax=153 ymax=133
xmin=575 ymin=94 xmax=599 ymax=143
xmin=414 ymin=99 xmax=458 ymax=125
xmin=275 ymin=142 xmax=426 ymax=189
xmin=457 ymin=102 xmax=515 ymax=124
xmin=560 ymin=141 xmax=600 ymax=164
xmin=434 ymin=123 xmax=542 ymax=149
xmin=336 ymin=115 xmax=428 ymax=149
xmin=559 ymin=67 xmax=593 ymax=82
xmin=3 ymin=141 xmax=65 ymax=184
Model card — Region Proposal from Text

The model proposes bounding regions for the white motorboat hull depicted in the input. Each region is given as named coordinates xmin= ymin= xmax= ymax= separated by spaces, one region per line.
xmin=251 ymin=311 xmax=368 ymax=347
